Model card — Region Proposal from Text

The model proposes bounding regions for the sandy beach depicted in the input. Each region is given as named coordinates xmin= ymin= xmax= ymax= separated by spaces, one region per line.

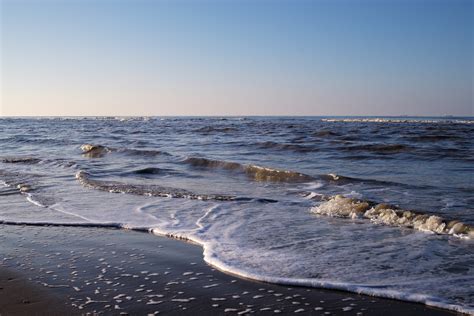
xmin=0 ymin=224 xmax=457 ymax=315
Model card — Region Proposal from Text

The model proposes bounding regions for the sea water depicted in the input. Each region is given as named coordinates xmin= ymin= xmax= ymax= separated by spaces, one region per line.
xmin=0 ymin=116 xmax=473 ymax=313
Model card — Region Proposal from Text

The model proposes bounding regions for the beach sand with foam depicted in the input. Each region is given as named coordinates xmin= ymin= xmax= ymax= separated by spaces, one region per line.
xmin=0 ymin=224 xmax=457 ymax=315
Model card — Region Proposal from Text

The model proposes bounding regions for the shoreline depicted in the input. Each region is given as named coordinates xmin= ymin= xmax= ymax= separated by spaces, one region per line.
xmin=0 ymin=224 xmax=461 ymax=315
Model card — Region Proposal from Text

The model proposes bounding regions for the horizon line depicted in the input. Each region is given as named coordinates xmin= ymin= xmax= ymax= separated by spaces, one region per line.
xmin=1 ymin=115 xmax=472 ymax=119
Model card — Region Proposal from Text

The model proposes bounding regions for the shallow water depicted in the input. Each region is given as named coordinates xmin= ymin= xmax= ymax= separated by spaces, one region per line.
xmin=0 ymin=116 xmax=473 ymax=313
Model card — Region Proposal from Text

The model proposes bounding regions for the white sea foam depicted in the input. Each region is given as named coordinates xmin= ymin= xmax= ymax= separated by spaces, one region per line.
xmin=304 ymin=192 xmax=319 ymax=200
xmin=311 ymin=195 xmax=473 ymax=238
xmin=25 ymin=193 xmax=47 ymax=208
xmin=304 ymin=182 xmax=324 ymax=190
xmin=149 ymin=228 xmax=474 ymax=315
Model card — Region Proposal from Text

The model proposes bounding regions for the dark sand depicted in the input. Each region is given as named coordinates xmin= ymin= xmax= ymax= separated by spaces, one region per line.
xmin=0 ymin=268 xmax=76 ymax=316
xmin=0 ymin=224 xmax=458 ymax=315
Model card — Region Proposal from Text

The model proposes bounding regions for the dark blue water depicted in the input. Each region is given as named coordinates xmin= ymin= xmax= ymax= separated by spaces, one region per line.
xmin=0 ymin=117 xmax=473 ymax=313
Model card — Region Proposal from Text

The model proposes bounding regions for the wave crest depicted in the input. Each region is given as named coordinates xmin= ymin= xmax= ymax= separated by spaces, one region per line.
xmin=80 ymin=144 xmax=110 ymax=157
xmin=76 ymin=170 xmax=235 ymax=201
xmin=184 ymin=157 xmax=313 ymax=182
xmin=80 ymin=144 xmax=169 ymax=158
xmin=1 ymin=157 xmax=42 ymax=164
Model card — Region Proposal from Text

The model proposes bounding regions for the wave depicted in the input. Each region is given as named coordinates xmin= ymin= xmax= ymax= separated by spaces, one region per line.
xmin=312 ymin=130 xmax=340 ymax=137
xmin=75 ymin=170 xmax=276 ymax=202
xmin=326 ymin=173 xmax=470 ymax=196
xmin=79 ymin=145 xmax=421 ymax=187
xmin=0 ymin=151 xmax=425 ymax=191
xmin=311 ymin=195 xmax=473 ymax=238
xmin=183 ymin=157 xmax=314 ymax=182
xmin=80 ymin=144 xmax=170 ymax=158
xmin=23 ymin=193 xmax=53 ymax=208
xmin=0 ymin=170 xmax=59 ymax=208
xmin=320 ymin=173 xmax=355 ymax=183
xmin=0 ymin=219 xmax=149 ymax=231
xmin=1 ymin=156 xmax=77 ymax=168
xmin=319 ymin=173 xmax=414 ymax=189
xmin=0 ymin=186 xmax=20 ymax=196
xmin=77 ymin=145 xmax=441 ymax=187
xmin=76 ymin=170 xmax=215 ymax=200
xmin=80 ymin=144 xmax=110 ymax=157
xmin=1 ymin=157 xmax=42 ymax=164
xmin=0 ymin=170 xmax=38 ymax=192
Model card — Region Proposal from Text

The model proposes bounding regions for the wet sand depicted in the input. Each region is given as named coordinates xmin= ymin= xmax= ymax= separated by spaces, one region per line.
xmin=0 ymin=268 xmax=76 ymax=315
xmin=0 ymin=224 xmax=457 ymax=315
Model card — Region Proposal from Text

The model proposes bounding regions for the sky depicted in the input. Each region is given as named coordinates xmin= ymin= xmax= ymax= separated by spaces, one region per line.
xmin=0 ymin=0 xmax=472 ymax=116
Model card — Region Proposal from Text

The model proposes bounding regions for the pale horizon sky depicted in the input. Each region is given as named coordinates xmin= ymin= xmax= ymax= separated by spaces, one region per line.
xmin=1 ymin=0 xmax=473 ymax=117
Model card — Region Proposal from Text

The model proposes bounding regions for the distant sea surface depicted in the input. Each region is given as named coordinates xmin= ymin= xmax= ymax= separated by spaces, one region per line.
xmin=1 ymin=116 xmax=473 ymax=313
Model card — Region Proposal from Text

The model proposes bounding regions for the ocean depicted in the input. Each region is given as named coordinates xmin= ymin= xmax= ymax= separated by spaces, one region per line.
xmin=0 ymin=116 xmax=473 ymax=313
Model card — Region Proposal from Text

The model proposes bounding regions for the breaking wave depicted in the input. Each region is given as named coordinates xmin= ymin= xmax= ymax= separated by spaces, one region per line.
xmin=79 ymin=144 xmax=433 ymax=188
xmin=183 ymin=157 xmax=314 ymax=182
xmin=75 ymin=170 xmax=276 ymax=203
xmin=80 ymin=144 xmax=170 ymax=158
xmin=80 ymin=144 xmax=110 ymax=157
xmin=311 ymin=195 xmax=473 ymax=238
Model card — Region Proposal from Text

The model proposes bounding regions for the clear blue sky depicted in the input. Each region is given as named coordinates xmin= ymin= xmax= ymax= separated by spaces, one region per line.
xmin=1 ymin=0 xmax=472 ymax=116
